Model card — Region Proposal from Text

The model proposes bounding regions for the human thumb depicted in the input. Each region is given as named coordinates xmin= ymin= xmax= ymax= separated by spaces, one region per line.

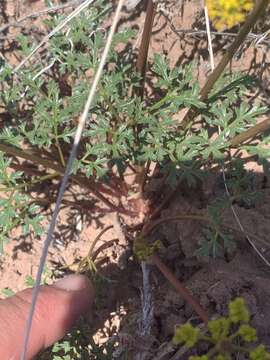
xmin=0 ymin=274 xmax=94 ymax=360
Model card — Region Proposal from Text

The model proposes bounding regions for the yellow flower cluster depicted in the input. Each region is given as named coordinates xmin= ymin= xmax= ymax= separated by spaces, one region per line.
xmin=206 ymin=0 xmax=254 ymax=30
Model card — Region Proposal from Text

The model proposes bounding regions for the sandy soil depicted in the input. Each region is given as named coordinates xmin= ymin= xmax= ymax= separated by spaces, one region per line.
xmin=1 ymin=0 xmax=270 ymax=359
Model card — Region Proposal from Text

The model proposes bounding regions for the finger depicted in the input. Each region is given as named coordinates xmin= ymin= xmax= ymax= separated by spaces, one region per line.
xmin=0 ymin=274 xmax=94 ymax=360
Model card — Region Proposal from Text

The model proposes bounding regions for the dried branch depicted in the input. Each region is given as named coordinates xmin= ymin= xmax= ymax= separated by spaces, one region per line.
xmin=0 ymin=0 xmax=82 ymax=34
xmin=163 ymin=22 xmax=270 ymax=47
xmin=135 ymin=0 xmax=157 ymax=192
xmin=230 ymin=117 xmax=270 ymax=147
xmin=136 ymin=0 xmax=156 ymax=96
xmin=180 ymin=0 xmax=269 ymax=129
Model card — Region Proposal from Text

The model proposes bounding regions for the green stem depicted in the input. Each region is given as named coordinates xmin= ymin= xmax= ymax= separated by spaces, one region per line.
xmin=148 ymin=91 xmax=175 ymax=113
xmin=55 ymin=139 xmax=66 ymax=167
xmin=0 ymin=173 xmax=59 ymax=192
xmin=200 ymin=335 xmax=216 ymax=344
xmin=230 ymin=345 xmax=250 ymax=353
xmin=0 ymin=143 xmax=126 ymax=213
xmin=143 ymin=214 xmax=209 ymax=237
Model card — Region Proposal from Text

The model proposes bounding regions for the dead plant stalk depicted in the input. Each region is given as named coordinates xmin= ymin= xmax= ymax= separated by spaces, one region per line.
xmin=180 ymin=0 xmax=269 ymax=129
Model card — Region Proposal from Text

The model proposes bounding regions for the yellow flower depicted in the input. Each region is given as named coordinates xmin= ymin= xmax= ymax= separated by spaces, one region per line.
xmin=229 ymin=297 xmax=250 ymax=323
xmin=206 ymin=0 xmax=254 ymax=30
xmin=173 ymin=323 xmax=199 ymax=348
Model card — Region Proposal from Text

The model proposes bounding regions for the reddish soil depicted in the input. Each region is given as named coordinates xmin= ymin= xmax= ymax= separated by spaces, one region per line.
xmin=1 ymin=1 xmax=270 ymax=359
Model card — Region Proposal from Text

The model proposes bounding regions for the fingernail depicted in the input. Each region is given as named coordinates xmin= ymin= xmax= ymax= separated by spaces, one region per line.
xmin=54 ymin=274 xmax=90 ymax=292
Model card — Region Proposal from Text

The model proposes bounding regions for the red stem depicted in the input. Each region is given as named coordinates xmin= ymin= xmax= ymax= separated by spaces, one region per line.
xmin=151 ymin=254 xmax=209 ymax=324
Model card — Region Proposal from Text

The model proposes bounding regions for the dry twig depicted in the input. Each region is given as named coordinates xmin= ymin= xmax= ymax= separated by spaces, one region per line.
xmin=203 ymin=0 xmax=270 ymax=268
xmin=181 ymin=0 xmax=269 ymax=129
xmin=0 ymin=0 xmax=83 ymax=34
